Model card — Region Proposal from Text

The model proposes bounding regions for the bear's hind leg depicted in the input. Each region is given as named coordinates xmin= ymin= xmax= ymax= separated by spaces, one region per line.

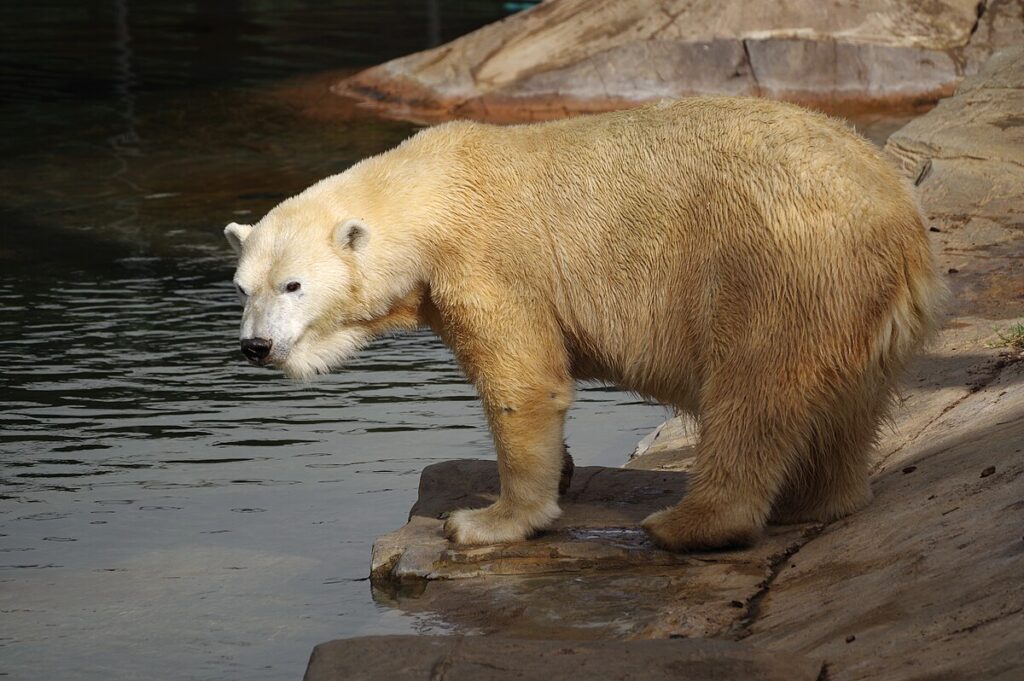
xmin=642 ymin=385 xmax=809 ymax=551
xmin=770 ymin=405 xmax=877 ymax=525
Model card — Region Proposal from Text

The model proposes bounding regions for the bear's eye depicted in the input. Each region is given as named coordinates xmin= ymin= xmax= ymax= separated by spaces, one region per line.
xmin=236 ymin=284 xmax=248 ymax=298
xmin=285 ymin=281 xmax=301 ymax=293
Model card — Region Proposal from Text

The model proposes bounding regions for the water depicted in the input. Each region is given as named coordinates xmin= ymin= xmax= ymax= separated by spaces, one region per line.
xmin=0 ymin=4 xmax=671 ymax=679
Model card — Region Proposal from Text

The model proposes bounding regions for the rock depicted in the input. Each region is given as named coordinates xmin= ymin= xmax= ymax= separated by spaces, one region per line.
xmin=744 ymin=359 xmax=1024 ymax=681
xmin=885 ymin=46 xmax=1024 ymax=319
xmin=304 ymin=635 xmax=823 ymax=681
xmin=964 ymin=0 xmax=1024 ymax=69
xmin=334 ymin=0 xmax=1024 ymax=124
xmin=370 ymin=460 xmax=808 ymax=639
xmin=629 ymin=414 xmax=697 ymax=461
xmin=371 ymin=461 xmax=694 ymax=582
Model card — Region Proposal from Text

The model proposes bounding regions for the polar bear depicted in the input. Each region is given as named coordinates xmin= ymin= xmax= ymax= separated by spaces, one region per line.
xmin=225 ymin=97 xmax=943 ymax=551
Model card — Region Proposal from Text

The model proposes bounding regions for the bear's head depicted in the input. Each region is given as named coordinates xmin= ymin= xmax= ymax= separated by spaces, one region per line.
xmin=225 ymin=187 xmax=427 ymax=381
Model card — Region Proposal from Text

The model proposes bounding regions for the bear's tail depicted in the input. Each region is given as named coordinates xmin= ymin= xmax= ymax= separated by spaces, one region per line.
xmin=870 ymin=215 xmax=947 ymax=384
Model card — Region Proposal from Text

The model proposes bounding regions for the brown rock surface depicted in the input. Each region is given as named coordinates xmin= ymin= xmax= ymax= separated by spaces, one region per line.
xmin=886 ymin=46 xmax=1024 ymax=320
xmin=304 ymin=635 xmax=823 ymax=681
xmin=744 ymin=353 xmax=1024 ymax=681
xmin=334 ymin=0 xmax=1024 ymax=123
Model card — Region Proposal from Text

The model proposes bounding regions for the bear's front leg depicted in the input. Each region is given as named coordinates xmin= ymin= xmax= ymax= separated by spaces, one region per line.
xmin=443 ymin=378 xmax=574 ymax=546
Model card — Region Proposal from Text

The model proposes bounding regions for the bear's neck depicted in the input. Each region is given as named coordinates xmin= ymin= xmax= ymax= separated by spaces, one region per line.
xmin=339 ymin=130 xmax=471 ymax=275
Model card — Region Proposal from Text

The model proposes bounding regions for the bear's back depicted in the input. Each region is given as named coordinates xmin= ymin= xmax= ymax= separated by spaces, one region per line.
xmin=419 ymin=98 xmax=932 ymax=402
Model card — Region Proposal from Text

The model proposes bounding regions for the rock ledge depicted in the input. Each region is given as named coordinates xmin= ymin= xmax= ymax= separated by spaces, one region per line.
xmin=334 ymin=0 xmax=1024 ymax=123
xmin=304 ymin=635 xmax=823 ymax=681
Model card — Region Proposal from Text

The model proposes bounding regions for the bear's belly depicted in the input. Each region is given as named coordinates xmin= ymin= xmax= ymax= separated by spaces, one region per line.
xmin=569 ymin=347 xmax=701 ymax=414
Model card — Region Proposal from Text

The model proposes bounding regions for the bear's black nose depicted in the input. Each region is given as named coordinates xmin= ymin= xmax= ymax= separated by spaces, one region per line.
xmin=241 ymin=337 xmax=272 ymax=363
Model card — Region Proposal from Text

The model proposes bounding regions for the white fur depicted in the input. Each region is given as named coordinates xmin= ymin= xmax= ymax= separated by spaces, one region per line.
xmin=280 ymin=326 xmax=372 ymax=382
xmin=224 ymin=222 xmax=253 ymax=255
xmin=224 ymin=174 xmax=408 ymax=383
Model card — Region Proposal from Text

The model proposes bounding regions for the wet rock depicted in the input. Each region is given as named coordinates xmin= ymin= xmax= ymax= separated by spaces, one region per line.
xmin=334 ymin=0 xmax=1024 ymax=123
xmin=372 ymin=461 xmax=694 ymax=582
xmin=304 ymin=635 xmax=822 ymax=681
xmin=370 ymin=460 xmax=806 ymax=639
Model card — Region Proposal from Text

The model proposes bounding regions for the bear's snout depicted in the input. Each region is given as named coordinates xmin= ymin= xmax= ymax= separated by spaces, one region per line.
xmin=241 ymin=337 xmax=273 ymax=364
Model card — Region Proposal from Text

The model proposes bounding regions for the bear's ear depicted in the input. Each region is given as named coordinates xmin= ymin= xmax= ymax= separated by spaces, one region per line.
xmin=335 ymin=219 xmax=369 ymax=252
xmin=224 ymin=222 xmax=253 ymax=256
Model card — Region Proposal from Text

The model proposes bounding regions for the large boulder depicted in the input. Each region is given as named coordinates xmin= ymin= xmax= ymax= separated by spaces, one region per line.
xmin=334 ymin=0 xmax=1024 ymax=123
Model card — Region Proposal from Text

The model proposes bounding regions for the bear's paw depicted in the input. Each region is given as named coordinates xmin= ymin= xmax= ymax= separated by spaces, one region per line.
xmin=443 ymin=502 xmax=561 ymax=546
xmin=641 ymin=502 xmax=762 ymax=552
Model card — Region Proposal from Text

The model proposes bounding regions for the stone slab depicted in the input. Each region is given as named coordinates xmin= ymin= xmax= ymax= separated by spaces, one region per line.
xmin=304 ymin=635 xmax=823 ymax=681
xmin=372 ymin=462 xmax=699 ymax=582
xmin=369 ymin=460 xmax=809 ymax=639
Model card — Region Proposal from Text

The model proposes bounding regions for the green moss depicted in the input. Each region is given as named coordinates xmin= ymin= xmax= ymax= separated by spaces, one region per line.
xmin=988 ymin=322 xmax=1024 ymax=351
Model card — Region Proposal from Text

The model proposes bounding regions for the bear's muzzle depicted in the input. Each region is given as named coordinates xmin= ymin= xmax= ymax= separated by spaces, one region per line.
xmin=240 ymin=337 xmax=273 ymax=364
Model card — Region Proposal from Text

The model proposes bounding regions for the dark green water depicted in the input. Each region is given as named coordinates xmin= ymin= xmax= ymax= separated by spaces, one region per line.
xmin=0 ymin=4 xmax=669 ymax=679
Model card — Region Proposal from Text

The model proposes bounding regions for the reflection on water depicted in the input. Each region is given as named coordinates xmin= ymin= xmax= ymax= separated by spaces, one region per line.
xmin=0 ymin=0 xmax=513 ymax=266
xmin=0 ymin=3 xmax=669 ymax=680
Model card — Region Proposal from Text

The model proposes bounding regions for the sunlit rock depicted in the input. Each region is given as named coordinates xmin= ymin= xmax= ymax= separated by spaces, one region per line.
xmin=334 ymin=0 xmax=1024 ymax=123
